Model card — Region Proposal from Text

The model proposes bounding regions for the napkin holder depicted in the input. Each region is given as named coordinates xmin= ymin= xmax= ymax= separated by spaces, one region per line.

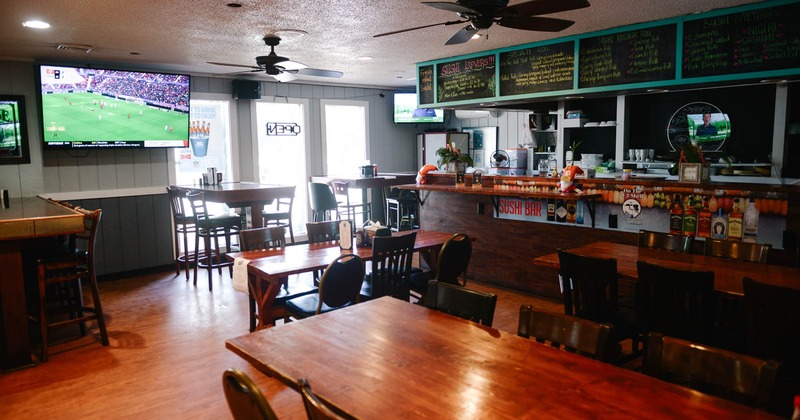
xmin=362 ymin=220 xmax=391 ymax=246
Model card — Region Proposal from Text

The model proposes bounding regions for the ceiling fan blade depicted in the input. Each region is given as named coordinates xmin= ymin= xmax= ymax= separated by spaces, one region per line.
xmin=504 ymin=0 xmax=590 ymax=17
xmin=272 ymin=72 xmax=298 ymax=83
xmin=498 ymin=16 xmax=575 ymax=32
xmin=207 ymin=61 xmax=261 ymax=71
xmin=374 ymin=20 xmax=467 ymax=38
xmin=445 ymin=25 xmax=479 ymax=45
xmin=295 ymin=68 xmax=343 ymax=79
xmin=275 ymin=59 xmax=307 ymax=71
xmin=422 ymin=1 xmax=479 ymax=14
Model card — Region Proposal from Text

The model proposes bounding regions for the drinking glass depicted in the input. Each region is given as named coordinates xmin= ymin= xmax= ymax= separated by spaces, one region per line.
xmin=635 ymin=149 xmax=644 ymax=162
xmin=647 ymin=149 xmax=655 ymax=162
xmin=628 ymin=149 xmax=635 ymax=161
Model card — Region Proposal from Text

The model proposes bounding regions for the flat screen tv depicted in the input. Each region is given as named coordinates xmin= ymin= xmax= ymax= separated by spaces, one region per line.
xmin=393 ymin=92 xmax=443 ymax=123
xmin=38 ymin=64 xmax=190 ymax=149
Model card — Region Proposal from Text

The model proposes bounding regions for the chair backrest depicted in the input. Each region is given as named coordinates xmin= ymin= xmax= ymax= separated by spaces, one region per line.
xmin=329 ymin=180 xmax=350 ymax=201
xmin=306 ymin=220 xmax=343 ymax=245
xmin=638 ymin=230 xmax=694 ymax=253
xmin=435 ymin=233 xmax=472 ymax=286
xmin=222 ymin=368 xmax=278 ymax=420
xmin=518 ymin=304 xmax=619 ymax=363
xmin=369 ymin=232 xmax=417 ymax=301
xmin=166 ymin=186 xmax=191 ymax=222
xmin=425 ymin=280 xmax=497 ymax=326
xmin=704 ymin=239 xmax=771 ymax=263
xmin=264 ymin=185 xmax=295 ymax=214
xmin=239 ymin=227 xmax=286 ymax=252
xmin=298 ymin=378 xmax=350 ymax=420
xmin=743 ymin=277 xmax=800 ymax=382
xmin=644 ymin=333 xmax=779 ymax=409
xmin=186 ymin=191 xmax=211 ymax=225
xmin=556 ymin=249 xmax=620 ymax=325
xmin=308 ymin=182 xmax=338 ymax=212
xmin=636 ymin=260 xmax=716 ymax=343
xmin=317 ymin=254 xmax=365 ymax=313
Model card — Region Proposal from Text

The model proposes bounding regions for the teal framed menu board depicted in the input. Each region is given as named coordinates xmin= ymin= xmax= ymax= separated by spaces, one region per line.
xmin=418 ymin=65 xmax=434 ymax=105
xmin=436 ymin=55 xmax=496 ymax=103
xmin=682 ymin=2 xmax=800 ymax=78
xmin=499 ymin=41 xmax=575 ymax=96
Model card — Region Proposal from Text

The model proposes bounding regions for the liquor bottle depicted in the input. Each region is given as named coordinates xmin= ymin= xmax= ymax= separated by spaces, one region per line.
xmin=546 ymin=198 xmax=555 ymax=221
xmin=727 ymin=198 xmax=743 ymax=241
xmin=742 ymin=196 xmax=760 ymax=243
xmin=696 ymin=197 xmax=712 ymax=238
xmin=682 ymin=198 xmax=697 ymax=237
xmin=711 ymin=209 xmax=728 ymax=240
xmin=566 ymin=200 xmax=577 ymax=223
xmin=669 ymin=194 xmax=683 ymax=235
xmin=555 ymin=198 xmax=567 ymax=223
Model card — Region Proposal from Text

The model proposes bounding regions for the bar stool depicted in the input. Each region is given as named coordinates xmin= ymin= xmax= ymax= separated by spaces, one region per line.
xmin=308 ymin=182 xmax=338 ymax=222
xmin=167 ymin=186 xmax=196 ymax=280
xmin=36 ymin=207 xmax=109 ymax=362
xmin=187 ymin=191 xmax=242 ymax=291
xmin=386 ymin=189 xmax=419 ymax=231
xmin=262 ymin=185 xmax=296 ymax=244
xmin=331 ymin=181 xmax=369 ymax=226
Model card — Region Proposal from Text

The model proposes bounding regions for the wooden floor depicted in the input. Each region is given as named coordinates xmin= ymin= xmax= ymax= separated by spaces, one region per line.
xmin=0 ymin=268 xmax=561 ymax=419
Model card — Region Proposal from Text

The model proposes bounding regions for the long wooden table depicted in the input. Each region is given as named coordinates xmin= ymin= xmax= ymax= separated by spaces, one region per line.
xmin=533 ymin=241 xmax=800 ymax=295
xmin=176 ymin=182 xmax=295 ymax=228
xmin=226 ymin=229 xmax=451 ymax=330
xmin=226 ymin=296 xmax=775 ymax=419
xmin=0 ymin=197 xmax=84 ymax=370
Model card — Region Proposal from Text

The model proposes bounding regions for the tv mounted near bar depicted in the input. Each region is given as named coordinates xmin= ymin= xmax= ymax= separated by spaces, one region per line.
xmin=393 ymin=92 xmax=444 ymax=123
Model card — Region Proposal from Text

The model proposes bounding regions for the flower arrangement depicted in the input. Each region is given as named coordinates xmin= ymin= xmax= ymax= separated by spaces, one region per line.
xmin=436 ymin=141 xmax=473 ymax=168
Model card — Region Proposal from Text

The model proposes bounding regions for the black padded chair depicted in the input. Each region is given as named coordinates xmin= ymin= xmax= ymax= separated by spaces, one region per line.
xmin=286 ymin=254 xmax=364 ymax=320
xmin=239 ymin=226 xmax=317 ymax=331
xmin=644 ymin=332 xmax=779 ymax=410
xmin=360 ymin=232 xmax=416 ymax=302
xmin=298 ymin=378 xmax=352 ymax=420
xmin=308 ymin=182 xmax=339 ymax=222
xmin=636 ymin=260 xmax=716 ymax=346
xmin=262 ymin=185 xmax=296 ymax=244
xmin=166 ymin=186 xmax=196 ymax=280
xmin=704 ymin=239 xmax=771 ymax=263
xmin=637 ymin=229 xmax=694 ymax=253
xmin=424 ymin=280 xmax=497 ymax=327
xmin=557 ymin=249 xmax=641 ymax=355
xmin=330 ymin=181 xmax=370 ymax=226
xmin=187 ymin=191 xmax=242 ymax=290
xmin=518 ymin=304 xmax=619 ymax=363
xmin=222 ymin=368 xmax=278 ymax=420
xmin=410 ymin=233 xmax=472 ymax=299
xmin=35 ymin=207 xmax=109 ymax=362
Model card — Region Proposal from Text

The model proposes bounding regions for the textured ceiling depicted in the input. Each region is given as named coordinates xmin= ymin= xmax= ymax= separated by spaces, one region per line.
xmin=0 ymin=0 xmax=766 ymax=89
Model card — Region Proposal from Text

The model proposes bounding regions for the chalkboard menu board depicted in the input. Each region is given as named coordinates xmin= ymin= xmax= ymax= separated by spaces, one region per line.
xmin=499 ymin=41 xmax=575 ymax=95
xmin=683 ymin=3 xmax=800 ymax=78
xmin=436 ymin=55 xmax=496 ymax=102
xmin=579 ymin=24 xmax=677 ymax=88
xmin=418 ymin=65 xmax=434 ymax=105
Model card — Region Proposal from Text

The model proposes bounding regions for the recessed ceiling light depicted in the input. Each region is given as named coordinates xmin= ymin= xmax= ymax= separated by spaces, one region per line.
xmin=23 ymin=20 xmax=50 ymax=29
xmin=357 ymin=56 xmax=373 ymax=61
xmin=471 ymin=34 xmax=481 ymax=40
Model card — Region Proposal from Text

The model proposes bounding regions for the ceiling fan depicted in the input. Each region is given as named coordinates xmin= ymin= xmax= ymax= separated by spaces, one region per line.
xmin=208 ymin=35 xmax=343 ymax=82
xmin=374 ymin=0 xmax=590 ymax=45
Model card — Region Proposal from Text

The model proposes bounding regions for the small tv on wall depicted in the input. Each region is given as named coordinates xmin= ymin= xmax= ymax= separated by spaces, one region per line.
xmin=37 ymin=64 xmax=190 ymax=149
xmin=393 ymin=92 xmax=443 ymax=123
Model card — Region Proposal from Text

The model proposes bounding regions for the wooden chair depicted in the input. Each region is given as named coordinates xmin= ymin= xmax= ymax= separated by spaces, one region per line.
xmin=557 ymin=249 xmax=641 ymax=354
xmin=239 ymin=226 xmax=316 ymax=331
xmin=636 ymin=260 xmax=716 ymax=346
xmin=298 ymin=378 xmax=352 ymax=420
xmin=330 ymin=181 xmax=369 ymax=226
xmin=222 ymin=368 xmax=278 ymax=420
xmin=518 ymin=304 xmax=620 ymax=363
xmin=36 ymin=207 xmax=109 ymax=362
xmin=410 ymin=232 xmax=472 ymax=299
xmin=187 ymin=191 xmax=242 ymax=290
xmin=360 ymin=232 xmax=416 ymax=302
xmin=638 ymin=229 xmax=694 ymax=253
xmin=262 ymin=185 xmax=296 ymax=243
xmin=166 ymin=186 xmax=196 ymax=280
xmin=308 ymin=182 xmax=339 ymax=222
xmin=704 ymin=239 xmax=771 ymax=263
xmin=644 ymin=332 xmax=779 ymax=409
xmin=425 ymin=280 xmax=497 ymax=327
xmin=286 ymin=254 xmax=364 ymax=320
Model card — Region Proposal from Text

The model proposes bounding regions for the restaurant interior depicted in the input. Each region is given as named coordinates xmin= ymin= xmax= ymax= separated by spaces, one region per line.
xmin=1 ymin=0 xmax=800 ymax=418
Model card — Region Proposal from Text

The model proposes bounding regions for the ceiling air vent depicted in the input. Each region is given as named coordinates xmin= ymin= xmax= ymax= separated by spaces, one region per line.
xmin=55 ymin=43 xmax=93 ymax=53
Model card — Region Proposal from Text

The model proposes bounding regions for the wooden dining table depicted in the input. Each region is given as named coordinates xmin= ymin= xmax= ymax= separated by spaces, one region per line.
xmin=533 ymin=241 xmax=800 ymax=295
xmin=176 ymin=182 xmax=295 ymax=228
xmin=225 ymin=229 xmax=452 ymax=330
xmin=226 ymin=296 xmax=776 ymax=419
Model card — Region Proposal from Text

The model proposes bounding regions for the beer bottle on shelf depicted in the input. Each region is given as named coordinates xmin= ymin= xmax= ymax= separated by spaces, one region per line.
xmin=669 ymin=194 xmax=683 ymax=235
xmin=727 ymin=198 xmax=743 ymax=241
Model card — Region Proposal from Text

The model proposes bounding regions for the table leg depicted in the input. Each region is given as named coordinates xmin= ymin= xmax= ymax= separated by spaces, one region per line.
xmin=250 ymin=273 xmax=283 ymax=330
xmin=0 ymin=241 xmax=34 ymax=370
xmin=250 ymin=204 xmax=264 ymax=228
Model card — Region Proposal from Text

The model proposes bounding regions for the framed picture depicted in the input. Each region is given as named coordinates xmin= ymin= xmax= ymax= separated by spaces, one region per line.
xmin=679 ymin=163 xmax=710 ymax=183
xmin=0 ymin=95 xmax=30 ymax=164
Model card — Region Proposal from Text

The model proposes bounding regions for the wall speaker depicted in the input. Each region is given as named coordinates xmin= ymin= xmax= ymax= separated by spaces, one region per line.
xmin=232 ymin=80 xmax=261 ymax=100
